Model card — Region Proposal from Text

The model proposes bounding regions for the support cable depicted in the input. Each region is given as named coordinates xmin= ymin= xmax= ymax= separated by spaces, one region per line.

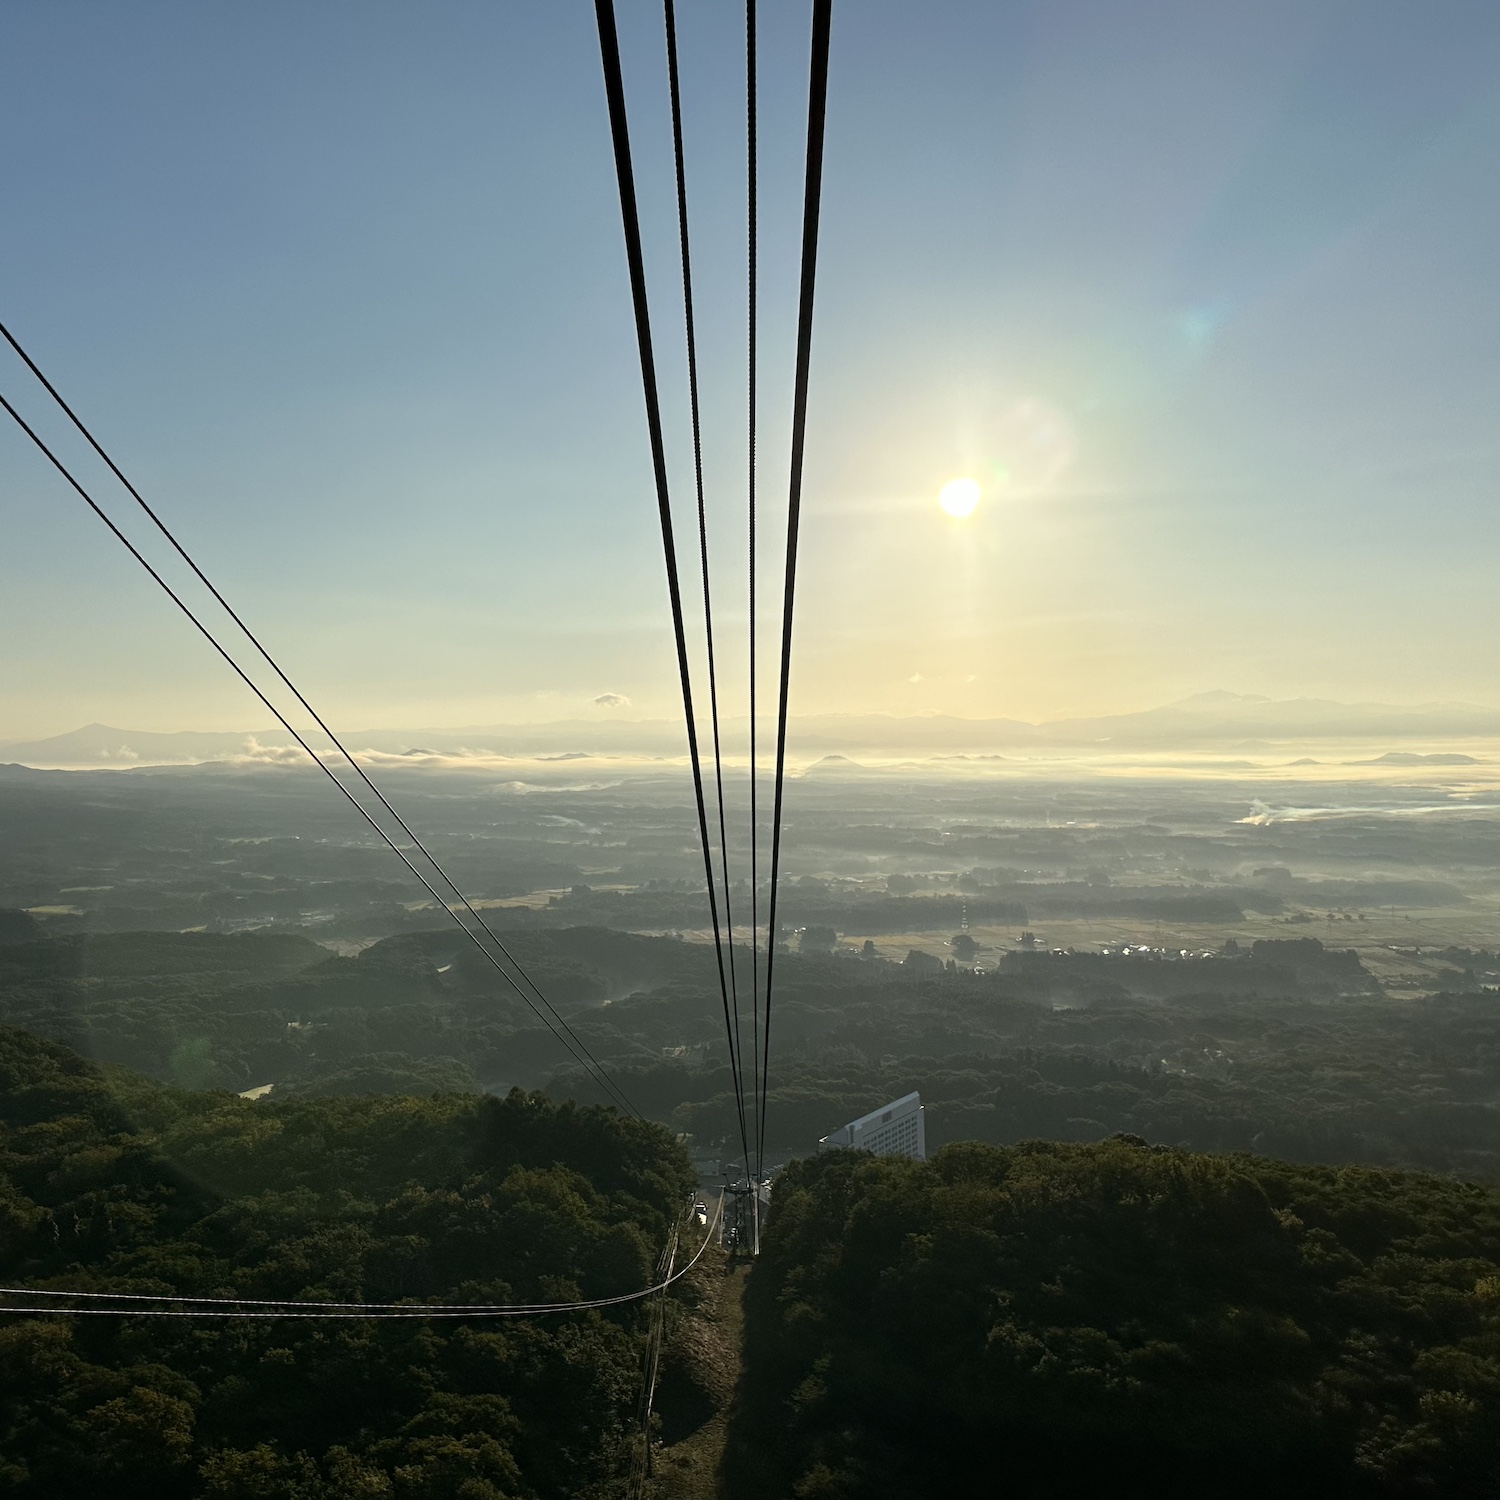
xmin=661 ymin=0 xmax=748 ymax=1151
xmin=0 ymin=390 xmax=637 ymax=1119
xmin=0 ymin=1197 xmax=721 ymax=1321
xmin=760 ymin=0 xmax=833 ymax=1173
xmin=0 ymin=320 xmax=624 ymax=1116
xmin=746 ymin=0 xmax=762 ymax=1185
xmin=594 ymin=0 xmax=752 ymax=1168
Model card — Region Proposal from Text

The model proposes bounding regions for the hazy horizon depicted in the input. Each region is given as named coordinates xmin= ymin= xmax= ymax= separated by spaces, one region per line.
xmin=11 ymin=689 xmax=1500 ymax=789
xmin=9 ymin=684 xmax=1500 ymax=737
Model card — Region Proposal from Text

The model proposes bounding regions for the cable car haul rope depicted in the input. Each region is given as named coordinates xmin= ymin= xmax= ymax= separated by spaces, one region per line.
xmin=594 ymin=0 xmax=833 ymax=1246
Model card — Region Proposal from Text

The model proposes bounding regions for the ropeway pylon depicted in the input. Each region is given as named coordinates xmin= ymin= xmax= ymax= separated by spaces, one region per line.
xmin=723 ymin=1173 xmax=770 ymax=1258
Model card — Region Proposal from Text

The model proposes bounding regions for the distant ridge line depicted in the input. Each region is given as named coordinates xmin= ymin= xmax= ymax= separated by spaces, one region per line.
xmin=6 ymin=693 xmax=1500 ymax=768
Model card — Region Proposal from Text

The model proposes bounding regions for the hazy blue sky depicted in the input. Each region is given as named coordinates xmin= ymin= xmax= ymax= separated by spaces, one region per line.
xmin=3 ymin=0 xmax=1500 ymax=737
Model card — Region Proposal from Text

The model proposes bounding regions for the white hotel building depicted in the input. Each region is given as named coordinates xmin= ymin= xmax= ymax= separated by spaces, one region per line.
xmin=818 ymin=1091 xmax=926 ymax=1161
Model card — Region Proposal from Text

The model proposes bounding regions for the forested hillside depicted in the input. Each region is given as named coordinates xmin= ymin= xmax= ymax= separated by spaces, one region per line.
xmin=0 ymin=925 xmax=719 ymax=1098
xmin=2 ymin=925 xmax=1495 ymax=1180
xmin=730 ymin=1142 xmax=1500 ymax=1498
xmin=617 ymin=996 xmax=1500 ymax=1181
xmin=0 ymin=1027 xmax=695 ymax=1499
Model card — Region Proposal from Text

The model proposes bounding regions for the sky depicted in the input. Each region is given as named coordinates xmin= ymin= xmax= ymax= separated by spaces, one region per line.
xmin=3 ymin=0 xmax=1500 ymax=739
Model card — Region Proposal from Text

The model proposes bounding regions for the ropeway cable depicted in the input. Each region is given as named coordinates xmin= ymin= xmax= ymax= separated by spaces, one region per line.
xmin=759 ymin=0 xmax=833 ymax=1176
xmin=0 ymin=389 xmax=638 ymax=1120
xmin=662 ymin=0 xmax=751 ymax=1174
xmin=593 ymin=0 xmax=747 ymax=1159
xmin=0 ymin=319 xmax=633 ymax=1118
xmin=594 ymin=0 xmax=753 ymax=1171
xmin=745 ymin=0 xmax=763 ymax=1186
xmin=0 ymin=1196 xmax=722 ymax=1321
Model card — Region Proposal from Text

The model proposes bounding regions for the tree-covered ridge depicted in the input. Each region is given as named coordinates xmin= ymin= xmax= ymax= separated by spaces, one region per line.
xmin=0 ymin=925 xmax=719 ymax=1097
xmin=608 ymin=986 xmax=1500 ymax=1182
xmin=3 ymin=926 xmax=1497 ymax=1183
xmin=0 ymin=1027 xmax=695 ymax=1499
xmin=731 ymin=1141 xmax=1500 ymax=1499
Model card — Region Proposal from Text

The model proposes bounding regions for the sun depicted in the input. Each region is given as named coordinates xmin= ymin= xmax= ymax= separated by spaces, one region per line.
xmin=939 ymin=477 xmax=981 ymax=518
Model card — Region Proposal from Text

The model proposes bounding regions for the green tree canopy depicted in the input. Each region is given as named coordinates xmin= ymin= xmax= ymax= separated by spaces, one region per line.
xmin=730 ymin=1139 xmax=1500 ymax=1499
xmin=0 ymin=1027 xmax=695 ymax=1500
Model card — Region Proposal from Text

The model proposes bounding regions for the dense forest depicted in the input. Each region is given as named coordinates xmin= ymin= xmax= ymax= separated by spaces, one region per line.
xmin=0 ymin=923 xmax=1494 ymax=1180
xmin=613 ymin=998 xmax=1500 ymax=1182
xmin=730 ymin=1141 xmax=1500 ymax=1498
xmin=0 ymin=1027 xmax=697 ymax=1498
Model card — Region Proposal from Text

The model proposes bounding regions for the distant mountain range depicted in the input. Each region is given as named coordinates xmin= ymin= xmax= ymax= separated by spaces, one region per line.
xmin=4 ymin=692 xmax=1498 ymax=769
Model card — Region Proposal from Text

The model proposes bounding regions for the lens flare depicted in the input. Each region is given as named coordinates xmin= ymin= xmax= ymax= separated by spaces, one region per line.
xmin=939 ymin=478 xmax=980 ymax=518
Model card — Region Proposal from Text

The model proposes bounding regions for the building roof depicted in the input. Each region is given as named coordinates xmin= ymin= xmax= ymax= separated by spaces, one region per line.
xmin=840 ymin=1090 xmax=921 ymax=1135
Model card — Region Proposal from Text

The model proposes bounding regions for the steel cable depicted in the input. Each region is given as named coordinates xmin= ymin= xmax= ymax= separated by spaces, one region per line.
xmin=0 ymin=1197 xmax=721 ymax=1321
xmin=662 ymin=0 xmax=750 ymax=1156
xmin=760 ymin=0 xmax=833 ymax=1174
xmin=0 ymin=319 xmax=627 ymax=1116
xmin=594 ymin=0 xmax=752 ymax=1169
xmin=0 ymin=390 xmax=638 ymax=1119
xmin=746 ymin=0 xmax=763 ymax=1185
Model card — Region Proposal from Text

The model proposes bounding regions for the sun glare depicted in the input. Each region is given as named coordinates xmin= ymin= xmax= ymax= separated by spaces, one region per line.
xmin=939 ymin=477 xmax=980 ymax=518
